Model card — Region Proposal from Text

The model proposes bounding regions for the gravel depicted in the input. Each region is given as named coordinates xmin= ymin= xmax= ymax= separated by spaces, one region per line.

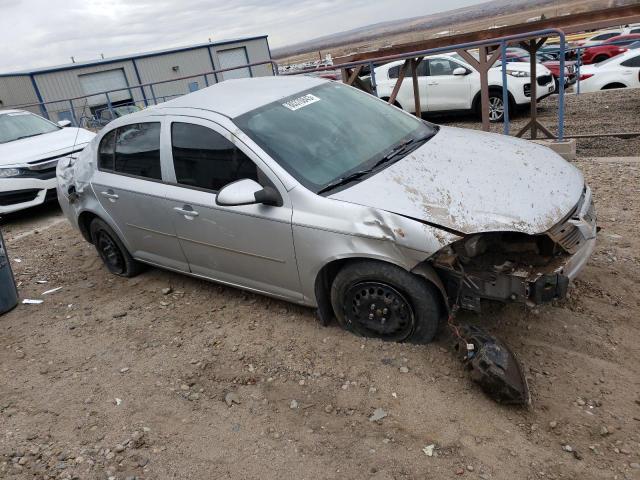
xmin=436 ymin=88 xmax=640 ymax=157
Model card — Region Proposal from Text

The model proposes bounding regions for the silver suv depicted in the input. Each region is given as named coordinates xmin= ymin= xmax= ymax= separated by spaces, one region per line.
xmin=57 ymin=77 xmax=596 ymax=344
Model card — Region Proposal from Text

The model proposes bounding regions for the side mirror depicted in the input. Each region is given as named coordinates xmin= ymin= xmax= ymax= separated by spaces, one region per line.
xmin=453 ymin=67 xmax=469 ymax=76
xmin=58 ymin=120 xmax=72 ymax=127
xmin=216 ymin=179 xmax=281 ymax=207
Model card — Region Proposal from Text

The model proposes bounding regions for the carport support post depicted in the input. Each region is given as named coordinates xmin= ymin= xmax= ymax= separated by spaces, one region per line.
xmin=478 ymin=46 xmax=490 ymax=131
xmin=411 ymin=57 xmax=423 ymax=118
xmin=528 ymin=39 xmax=538 ymax=140
xmin=456 ymin=47 xmax=500 ymax=132
xmin=501 ymin=41 xmax=510 ymax=135
xmin=388 ymin=59 xmax=412 ymax=106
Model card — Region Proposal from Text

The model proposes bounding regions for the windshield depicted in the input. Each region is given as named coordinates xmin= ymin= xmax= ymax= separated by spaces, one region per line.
xmin=114 ymin=105 xmax=141 ymax=116
xmin=235 ymin=83 xmax=436 ymax=193
xmin=0 ymin=111 xmax=60 ymax=144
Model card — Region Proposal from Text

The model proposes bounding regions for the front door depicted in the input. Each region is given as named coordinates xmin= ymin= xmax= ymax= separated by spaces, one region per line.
xmin=92 ymin=122 xmax=189 ymax=272
xmin=424 ymin=58 xmax=472 ymax=111
xmin=163 ymin=117 xmax=302 ymax=301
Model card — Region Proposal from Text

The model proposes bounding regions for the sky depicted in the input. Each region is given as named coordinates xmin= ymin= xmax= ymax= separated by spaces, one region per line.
xmin=0 ymin=0 xmax=488 ymax=72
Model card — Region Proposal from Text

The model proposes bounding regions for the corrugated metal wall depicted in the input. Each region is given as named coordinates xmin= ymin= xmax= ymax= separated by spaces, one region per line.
xmin=0 ymin=75 xmax=39 ymax=113
xmin=211 ymin=38 xmax=273 ymax=78
xmin=135 ymin=48 xmax=214 ymax=102
xmin=32 ymin=61 xmax=143 ymax=121
xmin=0 ymin=37 xmax=272 ymax=121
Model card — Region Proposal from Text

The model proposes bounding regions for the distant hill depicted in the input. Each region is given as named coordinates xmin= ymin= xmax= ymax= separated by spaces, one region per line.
xmin=271 ymin=0 xmax=631 ymax=59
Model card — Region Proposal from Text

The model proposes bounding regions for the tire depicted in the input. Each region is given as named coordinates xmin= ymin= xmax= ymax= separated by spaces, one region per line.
xmin=593 ymin=54 xmax=609 ymax=63
xmin=89 ymin=218 xmax=142 ymax=277
xmin=330 ymin=260 xmax=444 ymax=344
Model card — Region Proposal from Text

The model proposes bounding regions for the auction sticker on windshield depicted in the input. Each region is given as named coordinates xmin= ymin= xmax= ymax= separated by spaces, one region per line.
xmin=282 ymin=94 xmax=320 ymax=111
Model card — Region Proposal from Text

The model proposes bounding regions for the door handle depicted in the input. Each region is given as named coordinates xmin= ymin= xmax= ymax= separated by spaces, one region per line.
xmin=427 ymin=80 xmax=438 ymax=85
xmin=100 ymin=190 xmax=119 ymax=201
xmin=174 ymin=206 xmax=199 ymax=218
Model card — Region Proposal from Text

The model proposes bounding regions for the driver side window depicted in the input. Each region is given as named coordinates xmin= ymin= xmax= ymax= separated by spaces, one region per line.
xmin=171 ymin=122 xmax=258 ymax=192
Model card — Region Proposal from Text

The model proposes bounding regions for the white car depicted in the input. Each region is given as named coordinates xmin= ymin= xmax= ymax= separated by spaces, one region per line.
xmin=574 ymin=30 xmax=624 ymax=48
xmin=0 ymin=110 xmax=95 ymax=214
xmin=576 ymin=49 xmax=640 ymax=93
xmin=373 ymin=54 xmax=555 ymax=122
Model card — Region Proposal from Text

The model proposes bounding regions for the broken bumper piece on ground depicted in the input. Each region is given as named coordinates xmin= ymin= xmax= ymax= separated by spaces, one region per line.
xmin=454 ymin=324 xmax=531 ymax=406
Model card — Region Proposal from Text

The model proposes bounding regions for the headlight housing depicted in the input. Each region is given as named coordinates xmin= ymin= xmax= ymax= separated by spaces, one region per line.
xmin=506 ymin=70 xmax=530 ymax=78
xmin=0 ymin=168 xmax=22 ymax=178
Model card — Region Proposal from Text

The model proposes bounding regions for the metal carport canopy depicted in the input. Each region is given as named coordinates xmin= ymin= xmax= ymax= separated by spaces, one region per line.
xmin=334 ymin=4 xmax=640 ymax=64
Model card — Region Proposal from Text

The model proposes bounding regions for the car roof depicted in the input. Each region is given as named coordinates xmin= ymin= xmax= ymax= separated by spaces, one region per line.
xmin=147 ymin=76 xmax=327 ymax=118
xmin=605 ymin=33 xmax=640 ymax=42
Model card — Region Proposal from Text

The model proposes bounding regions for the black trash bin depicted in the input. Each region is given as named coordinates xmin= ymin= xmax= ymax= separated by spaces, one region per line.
xmin=0 ymin=228 xmax=19 ymax=315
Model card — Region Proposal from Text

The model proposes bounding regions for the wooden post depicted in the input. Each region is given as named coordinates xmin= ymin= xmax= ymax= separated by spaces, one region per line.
xmin=528 ymin=40 xmax=538 ymax=139
xmin=411 ymin=58 xmax=423 ymax=118
xmin=478 ymin=46 xmax=490 ymax=131
xmin=388 ymin=59 xmax=412 ymax=106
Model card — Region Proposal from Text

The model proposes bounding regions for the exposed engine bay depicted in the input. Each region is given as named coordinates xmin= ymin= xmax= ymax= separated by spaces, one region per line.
xmin=432 ymin=231 xmax=572 ymax=312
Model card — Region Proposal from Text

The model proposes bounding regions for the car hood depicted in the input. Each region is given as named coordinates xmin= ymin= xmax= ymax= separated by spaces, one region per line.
xmin=492 ymin=62 xmax=552 ymax=75
xmin=329 ymin=126 xmax=584 ymax=235
xmin=0 ymin=127 xmax=95 ymax=166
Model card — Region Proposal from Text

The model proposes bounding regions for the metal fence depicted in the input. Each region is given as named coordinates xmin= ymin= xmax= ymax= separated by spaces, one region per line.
xmin=6 ymin=60 xmax=278 ymax=129
xmin=5 ymin=30 xmax=639 ymax=142
xmin=283 ymin=28 xmax=568 ymax=141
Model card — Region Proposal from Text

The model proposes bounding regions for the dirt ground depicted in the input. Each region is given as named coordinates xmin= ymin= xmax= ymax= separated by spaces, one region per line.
xmin=1 ymin=154 xmax=639 ymax=480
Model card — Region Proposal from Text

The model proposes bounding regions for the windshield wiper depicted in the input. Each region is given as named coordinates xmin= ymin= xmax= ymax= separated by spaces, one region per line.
xmin=373 ymin=134 xmax=433 ymax=169
xmin=317 ymin=169 xmax=373 ymax=195
xmin=317 ymin=132 xmax=435 ymax=195
xmin=14 ymin=133 xmax=44 ymax=141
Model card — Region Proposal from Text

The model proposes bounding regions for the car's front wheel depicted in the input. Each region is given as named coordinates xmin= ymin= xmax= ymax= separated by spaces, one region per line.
xmin=90 ymin=218 xmax=142 ymax=277
xmin=487 ymin=94 xmax=505 ymax=122
xmin=330 ymin=260 xmax=444 ymax=344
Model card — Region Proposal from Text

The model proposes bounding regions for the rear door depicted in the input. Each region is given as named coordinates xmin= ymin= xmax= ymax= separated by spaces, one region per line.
xmin=163 ymin=116 xmax=301 ymax=300
xmin=424 ymin=58 xmax=472 ymax=111
xmin=620 ymin=53 xmax=640 ymax=87
xmin=92 ymin=121 xmax=189 ymax=271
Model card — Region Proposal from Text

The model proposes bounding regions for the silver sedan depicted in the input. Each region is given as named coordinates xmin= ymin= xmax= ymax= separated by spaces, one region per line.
xmin=57 ymin=76 xmax=596 ymax=344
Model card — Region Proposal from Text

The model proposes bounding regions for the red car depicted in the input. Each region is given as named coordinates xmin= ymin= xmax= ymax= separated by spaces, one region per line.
xmin=505 ymin=51 xmax=577 ymax=89
xmin=582 ymin=34 xmax=640 ymax=64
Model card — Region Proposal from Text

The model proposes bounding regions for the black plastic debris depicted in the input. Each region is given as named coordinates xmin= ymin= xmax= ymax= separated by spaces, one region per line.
xmin=453 ymin=324 xmax=531 ymax=406
xmin=0 ymin=228 xmax=19 ymax=315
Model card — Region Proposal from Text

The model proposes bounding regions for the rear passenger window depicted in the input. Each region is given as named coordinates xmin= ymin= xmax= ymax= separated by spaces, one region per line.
xmin=98 ymin=130 xmax=116 ymax=170
xmin=171 ymin=122 xmax=258 ymax=192
xmin=621 ymin=55 xmax=640 ymax=67
xmin=114 ymin=123 xmax=161 ymax=180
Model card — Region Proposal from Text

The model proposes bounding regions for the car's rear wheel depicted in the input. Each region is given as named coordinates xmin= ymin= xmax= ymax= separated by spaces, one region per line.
xmin=330 ymin=260 xmax=444 ymax=344
xmin=90 ymin=218 xmax=142 ymax=277
xmin=593 ymin=54 xmax=609 ymax=63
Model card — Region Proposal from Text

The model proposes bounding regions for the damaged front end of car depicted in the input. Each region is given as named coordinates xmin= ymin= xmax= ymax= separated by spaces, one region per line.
xmin=429 ymin=187 xmax=597 ymax=312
